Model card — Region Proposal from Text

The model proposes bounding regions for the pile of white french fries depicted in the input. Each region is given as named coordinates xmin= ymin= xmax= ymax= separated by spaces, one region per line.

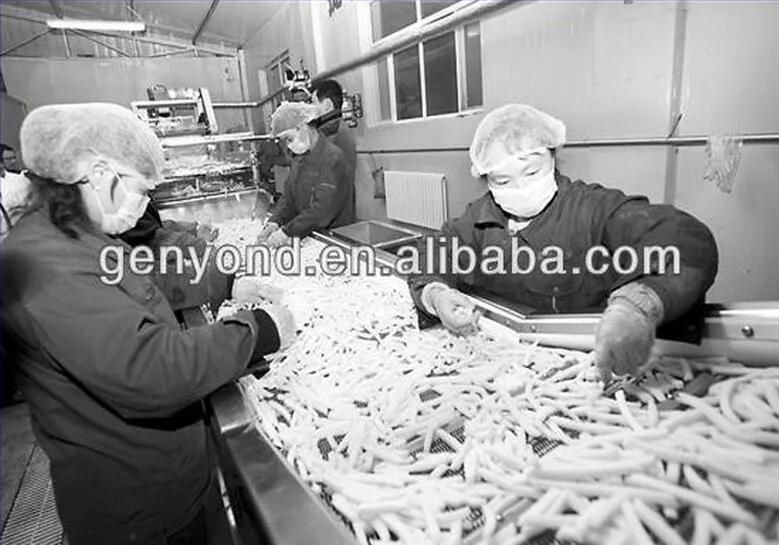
xmin=214 ymin=220 xmax=779 ymax=545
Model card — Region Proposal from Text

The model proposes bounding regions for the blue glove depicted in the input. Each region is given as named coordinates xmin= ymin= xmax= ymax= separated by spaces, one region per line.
xmin=594 ymin=283 xmax=664 ymax=381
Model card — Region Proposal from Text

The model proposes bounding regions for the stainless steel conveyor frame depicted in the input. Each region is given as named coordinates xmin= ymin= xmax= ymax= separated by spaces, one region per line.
xmin=206 ymin=230 xmax=779 ymax=545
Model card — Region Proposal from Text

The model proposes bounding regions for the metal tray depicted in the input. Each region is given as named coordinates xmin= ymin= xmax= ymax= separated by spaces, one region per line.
xmin=329 ymin=220 xmax=422 ymax=250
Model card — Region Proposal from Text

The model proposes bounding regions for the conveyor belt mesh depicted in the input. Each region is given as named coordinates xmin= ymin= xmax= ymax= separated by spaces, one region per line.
xmin=254 ymin=374 xmax=779 ymax=545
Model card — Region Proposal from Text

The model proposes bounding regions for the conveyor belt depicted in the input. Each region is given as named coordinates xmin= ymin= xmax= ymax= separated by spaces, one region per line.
xmin=207 ymin=227 xmax=779 ymax=545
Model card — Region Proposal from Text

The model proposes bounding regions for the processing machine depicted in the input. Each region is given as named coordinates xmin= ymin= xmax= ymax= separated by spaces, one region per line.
xmin=131 ymin=86 xmax=272 ymax=223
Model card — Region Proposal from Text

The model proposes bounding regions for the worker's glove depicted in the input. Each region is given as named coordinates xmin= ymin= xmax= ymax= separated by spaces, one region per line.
xmin=264 ymin=303 xmax=297 ymax=350
xmin=423 ymin=282 xmax=480 ymax=336
xmin=196 ymin=223 xmax=219 ymax=243
xmin=266 ymin=228 xmax=292 ymax=249
xmin=594 ymin=282 xmax=664 ymax=381
xmin=232 ymin=276 xmax=285 ymax=305
xmin=256 ymin=221 xmax=279 ymax=243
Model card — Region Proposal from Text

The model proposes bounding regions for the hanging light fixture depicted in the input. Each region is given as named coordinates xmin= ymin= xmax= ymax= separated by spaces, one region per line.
xmin=46 ymin=19 xmax=146 ymax=32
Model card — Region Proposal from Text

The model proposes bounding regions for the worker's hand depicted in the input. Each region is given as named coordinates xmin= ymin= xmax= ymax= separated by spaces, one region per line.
xmin=256 ymin=221 xmax=279 ymax=243
xmin=196 ymin=223 xmax=219 ymax=243
xmin=264 ymin=303 xmax=297 ymax=350
xmin=428 ymin=285 xmax=480 ymax=336
xmin=232 ymin=276 xmax=284 ymax=304
xmin=266 ymin=228 xmax=292 ymax=248
xmin=594 ymin=299 xmax=657 ymax=381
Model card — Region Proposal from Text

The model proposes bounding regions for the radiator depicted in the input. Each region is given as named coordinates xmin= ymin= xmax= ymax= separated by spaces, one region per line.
xmin=384 ymin=171 xmax=448 ymax=230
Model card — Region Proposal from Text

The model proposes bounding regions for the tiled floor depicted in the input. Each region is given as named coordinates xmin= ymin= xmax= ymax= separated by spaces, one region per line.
xmin=1 ymin=402 xmax=66 ymax=545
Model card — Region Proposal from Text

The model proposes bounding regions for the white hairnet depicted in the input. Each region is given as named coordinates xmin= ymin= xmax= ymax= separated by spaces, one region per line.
xmin=20 ymin=103 xmax=164 ymax=185
xmin=270 ymin=101 xmax=320 ymax=137
xmin=469 ymin=104 xmax=566 ymax=176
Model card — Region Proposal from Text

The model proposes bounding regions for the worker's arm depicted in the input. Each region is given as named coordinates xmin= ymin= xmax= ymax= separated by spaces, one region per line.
xmin=407 ymin=210 xmax=481 ymax=324
xmin=601 ymin=199 xmax=719 ymax=323
xmin=25 ymin=274 xmax=281 ymax=420
xmin=280 ymin=148 xmax=349 ymax=238
xmin=150 ymin=250 xmax=235 ymax=312
xmin=268 ymin=165 xmax=298 ymax=227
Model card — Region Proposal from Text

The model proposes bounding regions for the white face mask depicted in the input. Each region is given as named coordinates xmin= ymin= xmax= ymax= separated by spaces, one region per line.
xmin=90 ymin=176 xmax=150 ymax=234
xmin=286 ymin=128 xmax=311 ymax=155
xmin=490 ymin=169 xmax=558 ymax=219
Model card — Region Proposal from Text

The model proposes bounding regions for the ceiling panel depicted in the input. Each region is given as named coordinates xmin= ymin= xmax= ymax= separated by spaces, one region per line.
xmin=1 ymin=0 xmax=285 ymax=48
xmin=204 ymin=0 xmax=287 ymax=46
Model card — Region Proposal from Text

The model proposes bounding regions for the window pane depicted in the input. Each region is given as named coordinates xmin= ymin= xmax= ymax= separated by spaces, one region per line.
xmin=464 ymin=22 xmax=483 ymax=107
xmin=371 ymin=0 xmax=417 ymax=42
xmin=424 ymin=32 xmax=457 ymax=116
xmin=394 ymin=44 xmax=422 ymax=120
xmin=377 ymin=57 xmax=391 ymax=120
xmin=421 ymin=0 xmax=459 ymax=19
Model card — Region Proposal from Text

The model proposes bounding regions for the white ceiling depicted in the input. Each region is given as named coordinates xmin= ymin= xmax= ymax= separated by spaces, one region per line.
xmin=1 ymin=0 xmax=287 ymax=48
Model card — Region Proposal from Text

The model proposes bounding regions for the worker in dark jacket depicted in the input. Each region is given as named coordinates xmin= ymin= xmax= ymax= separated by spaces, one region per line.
xmin=252 ymin=79 xmax=357 ymax=218
xmin=2 ymin=103 xmax=296 ymax=545
xmin=407 ymin=104 xmax=718 ymax=380
xmin=258 ymin=101 xmax=354 ymax=247
xmin=310 ymin=79 xmax=357 ymax=192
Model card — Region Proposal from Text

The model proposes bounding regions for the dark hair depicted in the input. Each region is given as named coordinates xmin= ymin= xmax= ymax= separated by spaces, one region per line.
xmin=26 ymin=172 xmax=92 ymax=239
xmin=310 ymin=79 xmax=343 ymax=111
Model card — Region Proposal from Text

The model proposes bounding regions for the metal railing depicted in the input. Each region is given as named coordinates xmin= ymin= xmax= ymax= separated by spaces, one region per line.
xmin=356 ymin=132 xmax=779 ymax=154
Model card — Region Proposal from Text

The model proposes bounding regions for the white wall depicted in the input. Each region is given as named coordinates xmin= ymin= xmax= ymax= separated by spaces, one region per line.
xmin=672 ymin=3 xmax=779 ymax=303
xmin=242 ymin=2 xmax=318 ymax=133
xmin=0 ymin=56 xmax=248 ymax=132
xmin=240 ymin=0 xmax=779 ymax=303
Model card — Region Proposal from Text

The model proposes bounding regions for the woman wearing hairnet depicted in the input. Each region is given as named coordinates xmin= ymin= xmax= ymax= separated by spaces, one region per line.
xmin=1 ymin=103 xmax=296 ymax=545
xmin=256 ymin=101 xmax=354 ymax=247
xmin=408 ymin=104 xmax=718 ymax=381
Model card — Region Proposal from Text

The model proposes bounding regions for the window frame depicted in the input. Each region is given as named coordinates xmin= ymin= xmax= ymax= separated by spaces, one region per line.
xmin=371 ymin=0 xmax=467 ymax=47
xmin=373 ymin=24 xmax=483 ymax=126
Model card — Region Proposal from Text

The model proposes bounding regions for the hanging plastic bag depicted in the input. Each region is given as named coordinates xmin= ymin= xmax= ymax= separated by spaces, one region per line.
xmin=703 ymin=134 xmax=743 ymax=193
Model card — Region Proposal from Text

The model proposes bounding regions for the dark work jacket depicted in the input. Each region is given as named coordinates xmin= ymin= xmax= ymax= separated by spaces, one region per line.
xmin=0 ymin=208 xmax=272 ymax=544
xmin=269 ymin=131 xmax=354 ymax=237
xmin=119 ymin=201 xmax=164 ymax=247
xmin=119 ymin=203 xmax=229 ymax=312
xmin=319 ymin=117 xmax=357 ymax=190
xmin=408 ymin=173 xmax=718 ymax=338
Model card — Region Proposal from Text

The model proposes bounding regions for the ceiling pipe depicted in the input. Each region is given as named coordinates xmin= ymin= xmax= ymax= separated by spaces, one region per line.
xmin=192 ymin=0 xmax=220 ymax=45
